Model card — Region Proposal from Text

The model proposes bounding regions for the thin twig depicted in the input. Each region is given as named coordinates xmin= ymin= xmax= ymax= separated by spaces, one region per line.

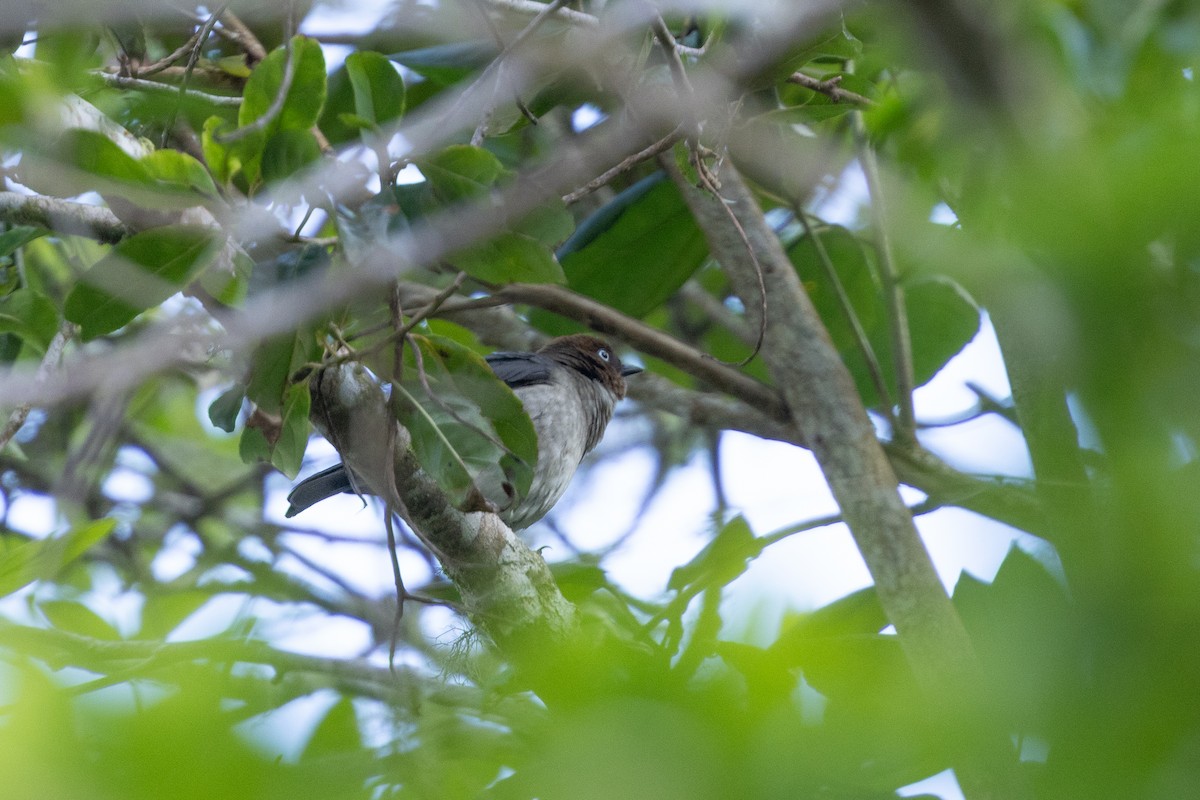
xmin=219 ymin=8 xmax=269 ymax=63
xmin=658 ymin=153 xmax=768 ymax=366
xmin=135 ymin=29 xmax=203 ymax=77
xmin=561 ymin=128 xmax=682 ymax=204
xmin=649 ymin=16 xmax=766 ymax=366
xmin=796 ymin=209 xmax=896 ymax=427
xmin=95 ymin=73 xmax=242 ymax=107
xmin=330 ymin=273 xmax=468 ymax=363
xmin=384 ymin=511 xmax=407 ymax=675
xmin=758 ymin=497 xmax=943 ymax=548
xmin=168 ymin=4 xmax=228 ymax=135
xmin=453 ymin=0 xmax=569 ymax=139
xmin=0 ymin=322 xmax=76 ymax=451
xmin=855 ymin=113 xmax=916 ymax=441
xmin=787 ymin=72 xmax=875 ymax=106
xmin=477 ymin=0 xmax=598 ymax=27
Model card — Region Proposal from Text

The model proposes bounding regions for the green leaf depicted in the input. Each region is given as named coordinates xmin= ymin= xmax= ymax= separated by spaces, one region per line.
xmin=394 ymin=332 xmax=538 ymax=507
xmin=448 ymin=231 xmax=566 ymax=285
xmin=667 ymin=516 xmax=757 ymax=592
xmin=261 ymin=129 xmax=321 ymax=184
xmin=302 ymin=697 xmax=362 ymax=758
xmin=0 ymin=518 xmax=116 ymax=599
xmin=64 ymin=226 xmax=218 ymax=340
xmin=199 ymin=249 xmax=252 ymax=308
xmin=39 ymin=599 xmax=122 ymax=640
xmin=207 ymin=385 xmax=246 ymax=433
xmin=45 ymin=128 xmax=212 ymax=210
xmin=201 ymin=115 xmax=241 ymax=185
xmin=33 ymin=29 xmax=102 ymax=88
xmin=0 ymin=288 xmax=58 ymax=351
xmin=137 ymin=591 xmax=212 ymax=639
xmin=553 ymin=173 xmax=707 ymax=320
xmin=903 ymin=275 xmax=981 ymax=389
xmin=140 ymin=149 xmax=220 ymax=198
xmin=788 ymin=224 xmax=882 ymax=354
xmin=273 ymin=382 xmax=312 ymax=478
xmin=514 ymin=199 xmax=575 ymax=248
xmin=53 ymin=127 xmax=151 ymax=181
xmin=238 ymin=424 xmax=272 ymax=465
xmin=0 ymin=226 xmax=46 ymax=259
xmin=389 ymin=41 xmax=496 ymax=85
xmin=953 ymin=545 xmax=1075 ymax=724
xmin=418 ymin=144 xmax=506 ymax=201
xmin=239 ymin=35 xmax=327 ymax=134
xmin=245 ymin=333 xmax=316 ymax=414
xmin=345 ymin=51 xmax=405 ymax=129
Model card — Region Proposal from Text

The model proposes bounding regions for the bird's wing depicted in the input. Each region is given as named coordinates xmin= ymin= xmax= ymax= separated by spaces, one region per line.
xmin=285 ymin=463 xmax=355 ymax=517
xmin=485 ymin=351 xmax=556 ymax=389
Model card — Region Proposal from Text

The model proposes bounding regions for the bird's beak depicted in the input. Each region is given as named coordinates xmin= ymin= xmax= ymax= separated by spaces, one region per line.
xmin=621 ymin=365 xmax=644 ymax=378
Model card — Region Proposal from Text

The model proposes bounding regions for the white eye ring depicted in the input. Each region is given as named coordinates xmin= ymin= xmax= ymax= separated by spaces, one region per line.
xmin=598 ymin=348 xmax=611 ymax=362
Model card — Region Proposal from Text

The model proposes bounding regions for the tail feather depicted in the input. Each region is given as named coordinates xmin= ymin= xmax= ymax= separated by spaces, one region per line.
xmin=285 ymin=464 xmax=355 ymax=518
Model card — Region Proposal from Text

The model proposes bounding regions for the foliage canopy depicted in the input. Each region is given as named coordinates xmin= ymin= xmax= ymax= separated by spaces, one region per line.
xmin=2 ymin=1 xmax=1200 ymax=798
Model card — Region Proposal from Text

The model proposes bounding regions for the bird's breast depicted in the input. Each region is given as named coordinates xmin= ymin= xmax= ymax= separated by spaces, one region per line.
xmin=500 ymin=371 xmax=617 ymax=529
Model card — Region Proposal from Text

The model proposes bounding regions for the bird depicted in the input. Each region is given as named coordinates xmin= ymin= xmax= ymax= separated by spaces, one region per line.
xmin=285 ymin=334 xmax=642 ymax=529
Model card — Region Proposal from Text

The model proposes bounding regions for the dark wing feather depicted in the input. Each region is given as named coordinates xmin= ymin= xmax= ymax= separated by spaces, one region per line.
xmin=485 ymin=351 xmax=556 ymax=389
xmin=285 ymin=463 xmax=355 ymax=517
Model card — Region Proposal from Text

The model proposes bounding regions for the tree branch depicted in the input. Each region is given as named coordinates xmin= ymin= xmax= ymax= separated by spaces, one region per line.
xmin=306 ymin=363 xmax=577 ymax=651
xmin=667 ymin=159 xmax=1025 ymax=798
xmin=0 ymin=191 xmax=128 ymax=243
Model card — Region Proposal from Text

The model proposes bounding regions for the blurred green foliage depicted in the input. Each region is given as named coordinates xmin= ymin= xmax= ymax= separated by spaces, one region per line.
xmin=0 ymin=1 xmax=1198 ymax=799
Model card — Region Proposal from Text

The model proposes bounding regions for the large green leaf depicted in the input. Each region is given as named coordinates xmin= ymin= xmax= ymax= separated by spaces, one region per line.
xmin=0 ymin=288 xmax=58 ymax=351
xmin=38 ymin=599 xmax=122 ymax=640
xmin=417 ymin=144 xmax=506 ymax=201
xmin=902 ymin=275 xmax=981 ymax=389
xmin=64 ymin=226 xmax=218 ymax=340
xmin=245 ymin=332 xmax=316 ymax=415
xmin=345 ymin=51 xmax=406 ymax=129
xmin=140 ymin=149 xmax=220 ymax=198
xmin=447 ymin=231 xmax=565 ymax=285
xmin=273 ymin=382 xmax=312 ymax=479
xmin=0 ymin=226 xmax=46 ymax=259
xmin=239 ymin=35 xmax=327 ymax=133
xmin=320 ymin=52 xmax=406 ymax=145
xmin=29 ymin=129 xmax=199 ymax=210
xmin=260 ymin=128 xmax=321 ymax=184
xmin=554 ymin=173 xmax=708 ymax=320
xmin=788 ymin=225 xmax=979 ymax=408
xmin=953 ymin=545 xmax=1075 ymax=726
xmin=392 ymin=331 xmax=538 ymax=509
xmin=0 ymin=518 xmax=116 ymax=599
xmin=667 ymin=516 xmax=757 ymax=593
xmin=235 ymin=35 xmax=327 ymax=187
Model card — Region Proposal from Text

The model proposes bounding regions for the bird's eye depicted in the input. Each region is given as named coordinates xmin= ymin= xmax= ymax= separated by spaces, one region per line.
xmin=598 ymin=348 xmax=611 ymax=362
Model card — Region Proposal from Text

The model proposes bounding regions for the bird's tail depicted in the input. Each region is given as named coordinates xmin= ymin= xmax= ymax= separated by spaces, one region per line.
xmin=285 ymin=464 xmax=355 ymax=517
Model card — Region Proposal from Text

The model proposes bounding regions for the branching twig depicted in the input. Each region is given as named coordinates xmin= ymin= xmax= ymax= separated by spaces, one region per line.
xmin=478 ymin=0 xmax=598 ymax=28
xmin=787 ymin=71 xmax=875 ymax=106
xmin=562 ymin=128 xmax=683 ymax=204
xmin=168 ymin=4 xmax=228 ymax=134
xmin=454 ymin=0 xmax=569 ymax=143
xmin=96 ymin=72 xmax=243 ymax=107
xmin=649 ymin=18 xmax=766 ymax=366
xmin=219 ymin=8 xmax=269 ymax=64
xmin=856 ymin=113 xmax=916 ymax=441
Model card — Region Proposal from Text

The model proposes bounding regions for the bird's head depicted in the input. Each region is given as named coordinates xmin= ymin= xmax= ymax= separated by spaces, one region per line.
xmin=538 ymin=334 xmax=642 ymax=399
